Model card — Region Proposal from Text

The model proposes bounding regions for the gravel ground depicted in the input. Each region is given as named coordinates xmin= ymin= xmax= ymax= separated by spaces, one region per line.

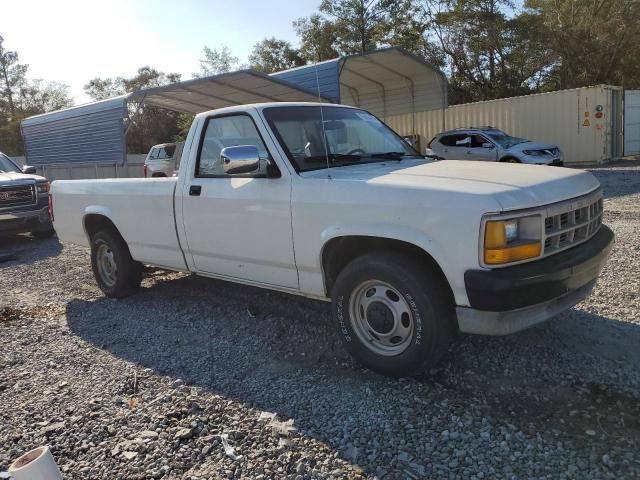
xmin=1 ymin=162 xmax=639 ymax=479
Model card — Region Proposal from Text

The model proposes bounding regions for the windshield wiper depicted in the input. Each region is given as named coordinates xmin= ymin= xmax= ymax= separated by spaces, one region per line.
xmin=370 ymin=151 xmax=416 ymax=159
xmin=305 ymin=153 xmax=362 ymax=162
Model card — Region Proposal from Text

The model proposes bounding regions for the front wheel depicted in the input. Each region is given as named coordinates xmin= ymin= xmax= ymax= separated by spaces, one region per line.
xmin=90 ymin=230 xmax=142 ymax=298
xmin=331 ymin=252 xmax=454 ymax=377
xmin=500 ymin=157 xmax=521 ymax=163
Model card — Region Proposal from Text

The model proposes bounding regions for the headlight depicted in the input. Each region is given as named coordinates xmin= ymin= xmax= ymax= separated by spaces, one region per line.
xmin=522 ymin=150 xmax=545 ymax=156
xmin=483 ymin=215 xmax=542 ymax=265
xmin=36 ymin=182 xmax=50 ymax=194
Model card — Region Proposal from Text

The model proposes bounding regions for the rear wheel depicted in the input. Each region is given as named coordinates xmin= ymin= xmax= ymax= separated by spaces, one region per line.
xmin=90 ymin=230 xmax=142 ymax=298
xmin=331 ymin=252 xmax=454 ymax=377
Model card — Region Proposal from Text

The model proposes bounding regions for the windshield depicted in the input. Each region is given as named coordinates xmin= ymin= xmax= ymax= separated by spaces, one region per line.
xmin=263 ymin=106 xmax=421 ymax=172
xmin=485 ymin=131 xmax=527 ymax=148
xmin=0 ymin=153 xmax=21 ymax=173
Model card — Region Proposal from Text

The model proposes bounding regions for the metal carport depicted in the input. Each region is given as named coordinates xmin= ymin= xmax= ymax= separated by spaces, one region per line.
xmin=20 ymin=48 xmax=447 ymax=177
xmin=128 ymin=69 xmax=331 ymax=114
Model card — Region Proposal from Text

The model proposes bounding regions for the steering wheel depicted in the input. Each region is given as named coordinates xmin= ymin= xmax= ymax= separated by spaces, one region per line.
xmin=346 ymin=148 xmax=366 ymax=156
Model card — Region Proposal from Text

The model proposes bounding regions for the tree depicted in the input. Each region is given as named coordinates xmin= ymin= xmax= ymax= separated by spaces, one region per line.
xmin=0 ymin=34 xmax=28 ymax=119
xmin=295 ymin=1 xmax=443 ymax=65
xmin=249 ymin=38 xmax=306 ymax=73
xmin=83 ymin=77 xmax=126 ymax=100
xmin=85 ymin=67 xmax=183 ymax=153
xmin=0 ymin=35 xmax=73 ymax=154
xmin=379 ymin=0 xmax=444 ymax=66
xmin=194 ymin=45 xmax=239 ymax=77
xmin=18 ymin=80 xmax=73 ymax=116
xmin=524 ymin=0 xmax=640 ymax=90
xmin=319 ymin=0 xmax=386 ymax=54
xmin=294 ymin=14 xmax=342 ymax=62
xmin=421 ymin=0 xmax=550 ymax=103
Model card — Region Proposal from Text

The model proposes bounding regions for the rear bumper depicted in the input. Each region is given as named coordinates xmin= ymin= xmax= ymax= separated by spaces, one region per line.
xmin=457 ymin=225 xmax=614 ymax=335
xmin=0 ymin=206 xmax=52 ymax=234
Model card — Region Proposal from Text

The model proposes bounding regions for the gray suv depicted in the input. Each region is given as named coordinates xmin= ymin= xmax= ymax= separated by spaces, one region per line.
xmin=426 ymin=127 xmax=563 ymax=166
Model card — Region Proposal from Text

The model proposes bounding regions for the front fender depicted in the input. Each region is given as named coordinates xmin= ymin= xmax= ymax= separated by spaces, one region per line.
xmin=319 ymin=223 xmax=456 ymax=298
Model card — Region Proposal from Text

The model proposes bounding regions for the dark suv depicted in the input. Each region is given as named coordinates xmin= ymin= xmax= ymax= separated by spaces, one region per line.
xmin=0 ymin=152 xmax=54 ymax=238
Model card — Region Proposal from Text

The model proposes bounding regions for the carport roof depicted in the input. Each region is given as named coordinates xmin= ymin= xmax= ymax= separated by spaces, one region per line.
xmin=337 ymin=47 xmax=447 ymax=117
xmin=127 ymin=70 xmax=330 ymax=114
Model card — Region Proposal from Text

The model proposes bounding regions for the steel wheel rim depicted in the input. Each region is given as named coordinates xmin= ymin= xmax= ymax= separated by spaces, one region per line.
xmin=349 ymin=280 xmax=414 ymax=356
xmin=96 ymin=243 xmax=117 ymax=287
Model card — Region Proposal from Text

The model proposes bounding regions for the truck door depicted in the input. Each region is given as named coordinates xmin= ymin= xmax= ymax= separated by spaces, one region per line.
xmin=180 ymin=112 xmax=298 ymax=289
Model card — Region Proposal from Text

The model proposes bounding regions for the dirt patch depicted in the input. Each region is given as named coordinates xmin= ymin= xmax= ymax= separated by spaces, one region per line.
xmin=0 ymin=305 xmax=64 ymax=324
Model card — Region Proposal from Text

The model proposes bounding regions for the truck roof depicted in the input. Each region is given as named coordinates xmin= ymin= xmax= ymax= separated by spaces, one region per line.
xmin=194 ymin=102 xmax=359 ymax=118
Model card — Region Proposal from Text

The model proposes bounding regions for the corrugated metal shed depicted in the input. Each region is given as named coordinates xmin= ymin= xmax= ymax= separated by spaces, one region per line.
xmin=272 ymin=47 xmax=447 ymax=122
xmin=129 ymin=70 xmax=332 ymax=114
xmin=20 ymin=48 xmax=447 ymax=172
xmin=21 ymin=96 xmax=128 ymax=165
xmin=338 ymin=48 xmax=447 ymax=120
xmin=271 ymin=59 xmax=341 ymax=102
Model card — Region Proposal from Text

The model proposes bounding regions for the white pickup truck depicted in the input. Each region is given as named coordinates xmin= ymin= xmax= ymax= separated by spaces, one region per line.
xmin=52 ymin=102 xmax=614 ymax=376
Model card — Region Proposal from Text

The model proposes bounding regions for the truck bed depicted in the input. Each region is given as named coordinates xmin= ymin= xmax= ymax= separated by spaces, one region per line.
xmin=52 ymin=178 xmax=187 ymax=270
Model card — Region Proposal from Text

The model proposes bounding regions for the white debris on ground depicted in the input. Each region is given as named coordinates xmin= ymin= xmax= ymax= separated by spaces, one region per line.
xmin=0 ymin=162 xmax=639 ymax=479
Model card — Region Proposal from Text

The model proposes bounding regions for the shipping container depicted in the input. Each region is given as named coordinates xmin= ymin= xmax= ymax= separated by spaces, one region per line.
xmin=386 ymin=85 xmax=624 ymax=165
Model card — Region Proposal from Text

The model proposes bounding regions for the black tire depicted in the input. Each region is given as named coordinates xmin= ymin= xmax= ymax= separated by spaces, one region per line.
xmin=500 ymin=157 xmax=521 ymax=163
xmin=331 ymin=252 xmax=454 ymax=377
xmin=90 ymin=230 xmax=142 ymax=298
xmin=32 ymin=227 xmax=56 ymax=239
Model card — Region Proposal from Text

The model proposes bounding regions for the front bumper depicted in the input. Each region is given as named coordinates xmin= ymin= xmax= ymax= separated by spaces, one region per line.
xmin=457 ymin=225 xmax=614 ymax=335
xmin=0 ymin=206 xmax=52 ymax=235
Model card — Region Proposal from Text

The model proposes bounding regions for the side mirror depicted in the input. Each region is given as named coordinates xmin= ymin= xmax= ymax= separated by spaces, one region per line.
xmin=22 ymin=165 xmax=37 ymax=174
xmin=221 ymin=145 xmax=261 ymax=175
xmin=482 ymin=142 xmax=494 ymax=149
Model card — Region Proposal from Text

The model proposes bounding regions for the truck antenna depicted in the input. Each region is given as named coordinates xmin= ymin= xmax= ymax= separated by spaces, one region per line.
xmin=314 ymin=56 xmax=331 ymax=177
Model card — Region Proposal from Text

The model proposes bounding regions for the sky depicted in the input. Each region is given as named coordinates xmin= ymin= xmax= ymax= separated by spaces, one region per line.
xmin=0 ymin=0 xmax=320 ymax=103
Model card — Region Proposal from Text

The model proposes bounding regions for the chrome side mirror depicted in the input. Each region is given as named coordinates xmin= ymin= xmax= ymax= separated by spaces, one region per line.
xmin=221 ymin=145 xmax=261 ymax=175
xmin=22 ymin=165 xmax=37 ymax=174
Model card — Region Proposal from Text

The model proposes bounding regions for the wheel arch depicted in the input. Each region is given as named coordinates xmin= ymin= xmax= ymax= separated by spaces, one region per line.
xmin=83 ymin=208 xmax=122 ymax=243
xmin=320 ymin=234 xmax=454 ymax=304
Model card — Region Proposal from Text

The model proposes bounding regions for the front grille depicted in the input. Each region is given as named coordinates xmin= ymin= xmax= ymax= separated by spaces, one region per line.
xmin=0 ymin=184 xmax=36 ymax=209
xmin=543 ymin=191 xmax=603 ymax=255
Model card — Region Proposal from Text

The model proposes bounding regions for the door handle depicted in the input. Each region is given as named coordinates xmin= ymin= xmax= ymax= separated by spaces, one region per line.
xmin=189 ymin=185 xmax=202 ymax=196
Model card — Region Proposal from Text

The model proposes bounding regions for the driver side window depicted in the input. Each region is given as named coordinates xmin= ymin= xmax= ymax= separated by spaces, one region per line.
xmin=197 ymin=114 xmax=269 ymax=177
xmin=469 ymin=135 xmax=489 ymax=148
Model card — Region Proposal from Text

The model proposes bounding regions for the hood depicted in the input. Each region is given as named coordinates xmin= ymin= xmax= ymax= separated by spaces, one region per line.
xmin=300 ymin=159 xmax=599 ymax=211
xmin=0 ymin=171 xmax=47 ymax=183
xmin=509 ymin=141 xmax=558 ymax=152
